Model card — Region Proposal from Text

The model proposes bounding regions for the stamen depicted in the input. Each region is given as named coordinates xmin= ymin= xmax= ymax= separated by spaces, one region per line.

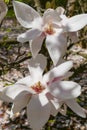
xmin=44 ymin=24 xmax=55 ymax=35
xmin=31 ymin=81 xmax=45 ymax=93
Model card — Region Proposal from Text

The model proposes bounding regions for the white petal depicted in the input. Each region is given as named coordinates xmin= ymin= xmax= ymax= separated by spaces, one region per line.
xmin=43 ymin=8 xmax=61 ymax=24
xmin=43 ymin=61 xmax=73 ymax=84
xmin=49 ymin=81 xmax=81 ymax=99
xmin=50 ymin=103 xmax=59 ymax=116
xmin=63 ymin=71 xmax=74 ymax=79
xmin=12 ymin=91 xmax=30 ymax=114
xmin=39 ymin=93 xmax=49 ymax=106
xmin=56 ymin=7 xmax=65 ymax=15
xmin=16 ymin=76 xmax=32 ymax=87
xmin=64 ymin=14 xmax=87 ymax=32
xmin=27 ymin=95 xmax=51 ymax=130
xmin=46 ymin=32 xmax=67 ymax=65
xmin=30 ymin=34 xmax=45 ymax=57
xmin=3 ymin=84 xmax=30 ymax=100
xmin=65 ymin=99 xmax=86 ymax=118
xmin=13 ymin=0 xmax=41 ymax=28
xmin=28 ymin=54 xmax=47 ymax=82
xmin=16 ymin=76 xmax=40 ymax=94
xmin=17 ymin=29 xmax=42 ymax=43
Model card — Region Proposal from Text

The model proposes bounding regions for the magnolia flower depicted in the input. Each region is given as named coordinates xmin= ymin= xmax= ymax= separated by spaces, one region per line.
xmin=0 ymin=0 xmax=8 ymax=24
xmin=13 ymin=1 xmax=87 ymax=65
xmin=0 ymin=54 xmax=86 ymax=130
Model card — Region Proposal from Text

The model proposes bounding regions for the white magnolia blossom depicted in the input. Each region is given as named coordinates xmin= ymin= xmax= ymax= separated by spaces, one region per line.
xmin=0 ymin=54 xmax=86 ymax=130
xmin=13 ymin=0 xmax=87 ymax=65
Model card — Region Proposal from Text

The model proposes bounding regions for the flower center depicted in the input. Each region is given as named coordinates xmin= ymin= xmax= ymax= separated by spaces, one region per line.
xmin=44 ymin=23 xmax=55 ymax=35
xmin=31 ymin=81 xmax=45 ymax=94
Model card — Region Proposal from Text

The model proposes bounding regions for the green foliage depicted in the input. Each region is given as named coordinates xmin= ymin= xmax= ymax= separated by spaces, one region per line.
xmin=7 ymin=9 xmax=15 ymax=17
xmin=4 ymin=0 xmax=10 ymax=4
xmin=46 ymin=0 xmax=56 ymax=9
xmin=55 ymin=0 xmax=68 ymax=7
xmin=45 ymin=1 xmax=51 ymax=9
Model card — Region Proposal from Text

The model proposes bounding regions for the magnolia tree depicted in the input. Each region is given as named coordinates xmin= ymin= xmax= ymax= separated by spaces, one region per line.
xmin=0 ymin=0 xmax=87 ymax=130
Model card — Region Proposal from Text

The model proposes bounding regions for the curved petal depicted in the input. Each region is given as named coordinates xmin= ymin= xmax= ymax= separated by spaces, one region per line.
xmin=13 ymin=0 xmax=41 ymax=28
xmin=0 ymin=0 xmax=8 ymax=24
xmin=12 ymin=91 xmax=30 ymax=114
xmin=46 ymin=32 xmax=67 ymax=66
xmin=43 ymin=61 xmax=73 ymax=84
xmin=3 ymin=84 xmax=30 ymax=100
xmin=27 ymin=95 xmax=51 ymax=130
xmin=30 ymin=34 xmax=45 ymax=57
xmin=64 ymin=14 xmax=87 ymax=32
xmin=49 ymin=81 xmax=81 ymax=99
xmin=63 ymin=72 xmax=74 ymax=80
xmin=17 ymin=29 xmax=42 ymax=43
xmin=56 ymin=7 xmax=65 ymax=15
xmin=16 ymin=76 xmax=32 ymax=87
xmin=28 ymin=54 xmax=47 ymax=82
xmin=65 ymin=99 xmax=86 ymax=118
